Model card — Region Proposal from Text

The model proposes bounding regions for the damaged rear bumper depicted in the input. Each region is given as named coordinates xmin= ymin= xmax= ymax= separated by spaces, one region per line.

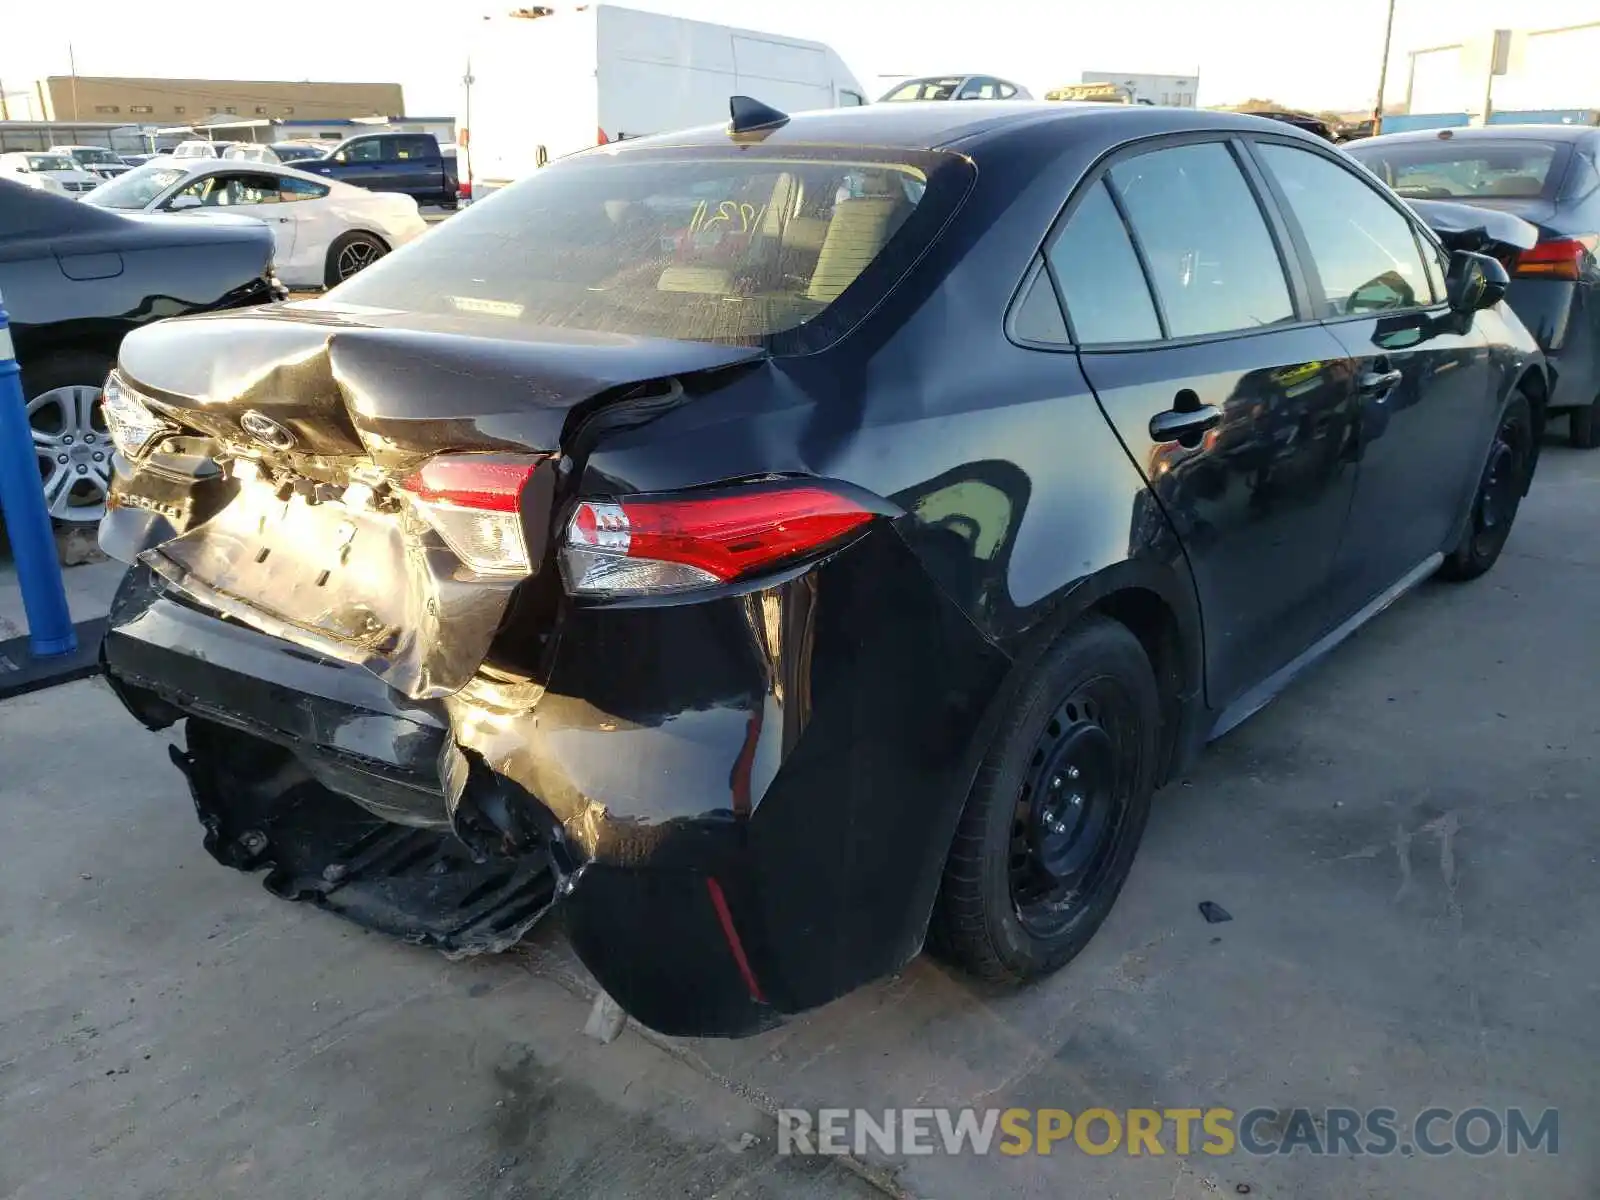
xmin=103 ymin=525 xmax=1012 ymax=1037
xmin=104 ymin=564 xmax=561 ymax=956
xmin=105 ymin=563 xmax=458 ymax=824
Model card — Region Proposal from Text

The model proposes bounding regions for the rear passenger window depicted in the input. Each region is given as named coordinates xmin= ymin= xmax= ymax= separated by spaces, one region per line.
xmin=279 ymin=176 xmax=329 ymax=201
xmin=1109 ymin=141 xmax=1294 ymax=337
xmin=1011 ymin=260 xmax=1069 ymax=343
xmin=1257 ymin=142 xmax=1430 ymax=317
xmin=1047 ymin=180 xmax=1161 ymax=344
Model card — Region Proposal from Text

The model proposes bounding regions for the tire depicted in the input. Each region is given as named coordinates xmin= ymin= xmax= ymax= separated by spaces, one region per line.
xmin=18 ymin=348 xmax=117 ymax=525
xmin=1569 ymin=398 xmax=1600 ymax=450
xmin=1439 ymin=393 xmax=1533 ymax=582
xmin=324 ymin=231 xmax=390 ymax=288
xmin=929 ymin=614 xmax=1161 ymax=984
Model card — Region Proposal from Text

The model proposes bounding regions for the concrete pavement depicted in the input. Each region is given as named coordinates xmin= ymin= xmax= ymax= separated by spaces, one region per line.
xmin=1 ymin=439 xmax=1596 ymax=1198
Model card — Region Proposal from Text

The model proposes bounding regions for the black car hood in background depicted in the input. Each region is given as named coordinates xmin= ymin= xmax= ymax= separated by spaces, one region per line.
xmin=116 ymin=302 xmax=769 ymax=464
xmin=1408 ymin=198 xmax=1540 ymax=256
xmin=0 ymin=176 xmax=126 ymax=240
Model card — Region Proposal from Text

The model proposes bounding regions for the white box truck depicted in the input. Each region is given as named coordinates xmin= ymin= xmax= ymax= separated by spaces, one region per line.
xmin=461 ymin=4 xmax=867 ymax=199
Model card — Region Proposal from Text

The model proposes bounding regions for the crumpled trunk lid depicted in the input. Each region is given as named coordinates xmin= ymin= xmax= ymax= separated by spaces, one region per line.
xmin=1408 ymin=197 xmax=1541 ymax=256
xmin=115 ymin=302 xmax=766 ymax=699
xmin=117 ymin=301 xmax=765 ymax=467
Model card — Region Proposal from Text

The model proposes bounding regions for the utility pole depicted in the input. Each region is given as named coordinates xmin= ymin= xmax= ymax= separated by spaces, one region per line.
xmin=68 ymin=42 xmax=80 ymax=122
xmin=1371 ymin=0 xmax=1397 ymax=135
xmin=1481 ymin=29 xmax=1514 ymax=127
xmin=462 ymin=57 xmax=474 ymax=195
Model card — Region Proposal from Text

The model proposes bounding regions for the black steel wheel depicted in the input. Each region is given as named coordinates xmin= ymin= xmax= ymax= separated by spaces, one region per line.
xmin=324 ymin=232 xmax=389 ymax=287
xmin=930 ymin=614 xmax=1160 ymax=983
xmin=1439 ymin=393 xmax=1532 ymax=582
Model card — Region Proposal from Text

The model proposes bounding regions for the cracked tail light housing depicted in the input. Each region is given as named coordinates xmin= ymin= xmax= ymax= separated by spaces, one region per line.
xmin=560 ymin=482 xmax=878 ymax=598
xmin=103 ymin=373 xmax=177 ymax=460
xmin=400 ymin=455 xmax=539 ymax=577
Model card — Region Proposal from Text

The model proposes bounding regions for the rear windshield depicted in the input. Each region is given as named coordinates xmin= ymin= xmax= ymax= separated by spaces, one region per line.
xmin=330 ymin=145 xmax=973 ymax=351
xmin=26 ymin=155 xmax=76 ymax=171
xmin=1348 ymin=139 xmax=1567 ymax=201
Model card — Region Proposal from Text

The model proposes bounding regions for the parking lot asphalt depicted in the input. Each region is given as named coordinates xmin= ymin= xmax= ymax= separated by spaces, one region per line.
xmin=1 ymin=437 xmax=1596 ymax=1199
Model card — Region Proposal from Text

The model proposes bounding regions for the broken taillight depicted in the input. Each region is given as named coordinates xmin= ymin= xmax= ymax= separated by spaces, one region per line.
xmin=399 ymin=455 xmax=539 ymax=576
xmin=560 ymin=482 xmax=877 ymax=598
xmin=1511 ymin=235 xmax=1597 ymax=281
xmin=103 ymin=372 xmax=177 ymax=460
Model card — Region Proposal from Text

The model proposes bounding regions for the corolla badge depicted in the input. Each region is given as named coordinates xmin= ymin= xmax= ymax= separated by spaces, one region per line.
xmin=239 ymin=410 xmax=297 ymax=451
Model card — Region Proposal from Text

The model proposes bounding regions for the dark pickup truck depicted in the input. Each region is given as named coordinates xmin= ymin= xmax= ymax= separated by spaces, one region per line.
xmin=307 ymin=132 xmax=457 ymax=207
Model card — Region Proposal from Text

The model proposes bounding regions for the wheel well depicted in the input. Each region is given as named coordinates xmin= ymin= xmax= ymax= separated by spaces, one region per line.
xmin=1091 ymin=588 xmax=1188 ymax=784
xmin=14 ymin=326 xmax=125 ymax=380
xmin=1516 ymin=366 xmax=1548 ymax=490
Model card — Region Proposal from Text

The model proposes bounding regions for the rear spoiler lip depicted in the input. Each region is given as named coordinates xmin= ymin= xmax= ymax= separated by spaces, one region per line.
xmin=1407 ymin=198 xmax=1540 ymax=255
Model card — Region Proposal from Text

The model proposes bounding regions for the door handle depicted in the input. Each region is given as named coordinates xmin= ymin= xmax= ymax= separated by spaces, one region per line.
xmin=1358 ymin=368 xmax=1404 ymax=396
xmin=1149 ymin=404 xmax=1223 ymax=445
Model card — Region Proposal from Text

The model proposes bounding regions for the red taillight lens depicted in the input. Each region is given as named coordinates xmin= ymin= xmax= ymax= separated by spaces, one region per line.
xmin=561 ymin=483 xmax=877 ymax=597
xmin=458 ymin=180 xmax=473 ymax=200
xmin=597 ymin=127 xmax=610 ymax=146
xmin=403 ymin=458 xmax=532 ymax=512
xmin=400 ymin=455 xmax=539 ymax=576
xmin=1512 ymin=235 xmax=1597 ymax=281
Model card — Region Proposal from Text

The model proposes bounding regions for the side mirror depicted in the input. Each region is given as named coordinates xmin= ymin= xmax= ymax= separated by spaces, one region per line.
xmin=166 ymin=194 xmax=202 ymax=212
xmin=1446 ymin=249 xmax=1510 ymax=314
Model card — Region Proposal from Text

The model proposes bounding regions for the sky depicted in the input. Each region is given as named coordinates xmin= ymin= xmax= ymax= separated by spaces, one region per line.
xmin=4 ymin=0 xmax=1598 ymax=118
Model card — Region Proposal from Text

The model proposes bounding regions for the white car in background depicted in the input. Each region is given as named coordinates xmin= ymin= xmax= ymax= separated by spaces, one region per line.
xmin=170 ymin=140 xmax=238 ymax=160
xmin=0 ymin=151 xmax=101 ymax=196
xmin=47 ymin=144 xmax=134 ymax=180
xmin=83 ymin=159 xmax=428 ymax=288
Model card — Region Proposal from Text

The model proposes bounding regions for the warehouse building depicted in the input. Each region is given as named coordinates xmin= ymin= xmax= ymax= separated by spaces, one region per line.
xmin=1403 ymin=20 xmax=1599 ymax=122
xmin=10 ymin=76 xmax=404 ymax=125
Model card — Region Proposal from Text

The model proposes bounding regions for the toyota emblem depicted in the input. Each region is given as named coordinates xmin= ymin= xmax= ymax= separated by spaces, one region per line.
xmin=240 ymin=410 xmax=297 ymax=451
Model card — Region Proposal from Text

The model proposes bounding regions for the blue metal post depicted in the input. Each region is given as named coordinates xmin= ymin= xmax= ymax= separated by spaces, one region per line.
xmin=0 ymin=288 xmax=77 ymax=657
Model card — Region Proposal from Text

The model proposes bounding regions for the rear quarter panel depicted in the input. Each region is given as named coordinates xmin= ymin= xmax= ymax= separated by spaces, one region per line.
xmin=559 ymin=118 xmax=1210 ymax=1020
xmin=579 ymin=114 xmax=1204 ymax=665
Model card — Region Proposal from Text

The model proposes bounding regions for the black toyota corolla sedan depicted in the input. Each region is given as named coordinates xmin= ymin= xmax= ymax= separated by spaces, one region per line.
xmin=1346 ymin=125 xmax=1600 ymax=447
xmin=98 ymin=101 xmax=1545 ymax=1037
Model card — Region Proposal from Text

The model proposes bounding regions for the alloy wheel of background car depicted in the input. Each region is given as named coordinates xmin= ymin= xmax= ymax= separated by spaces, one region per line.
xmin=29 ymin=383 xmax=113 ymax=524
xmin=329 ymin=234 xmax=388 ymax=285
xmin=930 ymin=615 xmax=1159 ymax=984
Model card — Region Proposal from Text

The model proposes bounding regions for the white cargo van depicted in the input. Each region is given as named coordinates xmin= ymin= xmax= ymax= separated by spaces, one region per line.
xmin=461 ymin=4 xmax=867 ymax=198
